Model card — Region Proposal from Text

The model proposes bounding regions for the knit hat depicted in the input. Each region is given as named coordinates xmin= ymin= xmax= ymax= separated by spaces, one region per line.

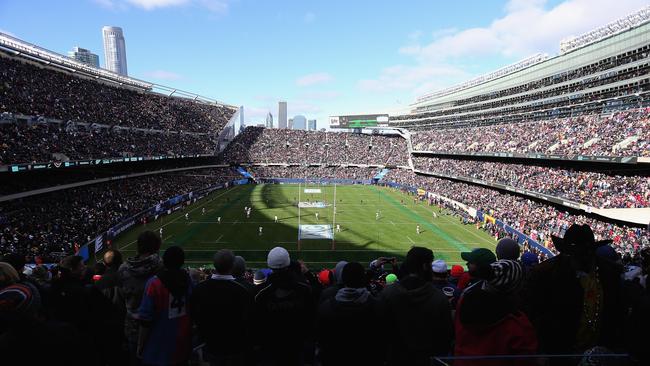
xmin=450 ymin=265 xmax=465 ymax=278
xmin=596 ymin=245 xmax=620 ymax=263
xmin=253 ymin=269 xmax=268 ymax=285
xmin=385 ymin=273 xmax=397 ymax=284
xmin=333 ymin=261 xmax=348 ymax=284
xmin=521 ymin=252 xmax=539 ymax=267
xmin=318 ymin=269 xmax=333 ymax=286
xmin=461 ymin=248 xmax=496 ymax=266
xmin=341 ymin=262 xmax=366 ymax=288
xmin=267 ymin=247 xmax=290 ymax=269
xmin=496 ymin=238 xmax=520 ymax=260
xmin=431 ymin=259 xmax=448 ymax=274
xmin=485 ymin=259 xmax=523 ymax=294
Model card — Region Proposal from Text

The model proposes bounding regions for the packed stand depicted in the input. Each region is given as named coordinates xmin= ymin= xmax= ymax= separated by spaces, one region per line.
xmin=220 ymin=126 xmax=410 ymax=166
xmin=412 ymin=156 xmax=650 ymax=209
xmin=391 ymin=46 xmax=650 ymax=129
xmin=1 ymin=230 xmax=649 ymax=365
xmin=0 ymin=119 xmax=217 ymax=165
xmin=0 ymin=56 xmax=234 ymax=133
xmin=0 ymin=168 xmax=240 ymax=262
xmin=384 ymin=169 xmax=649 ymax=258
xmin=396 ymin=45 xmax=650 ymax=120
xmin=248 ymin=165 xmax=379 ymax=180
xmin=411 ymin=109 xmax=650 ymax=157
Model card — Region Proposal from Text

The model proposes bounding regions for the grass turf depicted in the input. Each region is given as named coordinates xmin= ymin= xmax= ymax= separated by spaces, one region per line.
xmin=114 ymin=184 xmax=497 ymax=269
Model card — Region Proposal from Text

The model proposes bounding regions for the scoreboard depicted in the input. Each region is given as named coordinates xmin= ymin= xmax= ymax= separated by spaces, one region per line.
xmin=330 ymin=114 xmax=389 ymax=128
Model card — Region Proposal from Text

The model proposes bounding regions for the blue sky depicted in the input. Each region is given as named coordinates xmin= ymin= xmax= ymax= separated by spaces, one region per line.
xmin=1 ymin=0 xmax=647 ymax=128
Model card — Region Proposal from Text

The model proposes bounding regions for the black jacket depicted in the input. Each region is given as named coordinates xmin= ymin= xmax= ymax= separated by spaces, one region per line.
xmin=524 ymin=255 xmax=624 ymax=354
xmin=317 ymin=289 xmax=382 ymax=366
xmin=379 ymin=275 xmax=453 ymax=366
xmin=190 ymin=278 xmax=254 ymax=356
xmin=254 ymin=269 xmax=315 ymax=366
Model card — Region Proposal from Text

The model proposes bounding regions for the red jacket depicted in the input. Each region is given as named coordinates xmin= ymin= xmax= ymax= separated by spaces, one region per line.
xmin=454 ymin=288 xmax=538 ymax=366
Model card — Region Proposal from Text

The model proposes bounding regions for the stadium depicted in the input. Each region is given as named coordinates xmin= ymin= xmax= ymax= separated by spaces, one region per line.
xmin=0 ymin=2 xmax=649 ymax=366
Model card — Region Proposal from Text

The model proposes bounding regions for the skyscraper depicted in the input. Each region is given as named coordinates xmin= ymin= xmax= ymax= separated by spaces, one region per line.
xmin=293 ymin=115 xmax=307 ymax=130
xmin=68 ymin=46 xmax=99 ymax=68
xmin=308 ymin=119 xmax=317 ymax=131
xmin=265 ymin=112 xmax=274 ymax=128
xmin=278 ymin=101 xmax=287 ymax=129
xmin=288 ymin=118 xmax=294 ymax=129
xmin=102 ymin=26 xmax=128 ymax=76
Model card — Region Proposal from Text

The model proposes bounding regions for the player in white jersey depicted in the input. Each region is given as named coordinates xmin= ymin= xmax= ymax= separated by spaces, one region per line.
xmin=336 ymin=224 xmax=341 ymax=232
xmin=185 ymin=213 xmax=189 ymax=221
xmin=217 ymin=216 xmax=221 ymax=224
xmin=258 ymin=226 xmax=263 ymax=236
xmin=315 ymin=212 xmax=319 ymax=221
xmin=274 ymin=215 xmax=278 ymax=223
xmin=376 ymin=212 xmax=380 ymax=220
xmin=432 ymin=211 xmax=438 ymax=219
xmin=416 ymin=225 xmax=421 ymax=234
xmin=159 ymin=227 xmax=163 ymax=237
xmin=202 ymin=207 xmax=206 ymax=215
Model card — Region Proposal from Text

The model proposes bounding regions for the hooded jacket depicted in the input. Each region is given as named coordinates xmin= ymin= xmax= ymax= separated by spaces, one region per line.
xmin=117 ymin=253 xmax=162 ymax=327
xmin=317 ymin=287 xmax=382 ymax=366
xmin=379 ymin=275 xmax=453 ymax=366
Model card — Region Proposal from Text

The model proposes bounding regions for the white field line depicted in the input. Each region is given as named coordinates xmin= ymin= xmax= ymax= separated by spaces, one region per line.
xmin=119 ymin=187 xmax=235 ymax=251
xmin=406 ymin=236 xmax=415 ymax=244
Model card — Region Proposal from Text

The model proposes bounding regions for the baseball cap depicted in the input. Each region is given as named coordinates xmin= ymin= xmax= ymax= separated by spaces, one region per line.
xmin=461 ymin=248 xmax=496 ymax=266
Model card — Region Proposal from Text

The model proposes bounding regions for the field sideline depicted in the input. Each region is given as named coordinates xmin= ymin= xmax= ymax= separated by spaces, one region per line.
xmin=114 ymin=184 xmax=497 ymax=269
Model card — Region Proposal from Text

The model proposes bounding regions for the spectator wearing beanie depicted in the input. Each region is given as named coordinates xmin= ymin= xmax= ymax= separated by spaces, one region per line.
xmin=496 ymin=238 xmax=521 ymax=260
xmin=319 ymin=260 xmax=347 ymax=304
xmin=118 ymin=230 xmax=163 ymax=361
xmin=449 ymin=264 xmax=465 ymax=286
xmin=254 ymin=247 xmax=315 ymax=366
xmin=379 ymin=247 xmax=453 ymax=366
xmin=317 ymin=262 xmax=382 ymax=366
xmin=137 ymin=246 xmax=192 ymax=366
xmin=190 ymin=249 xmax=254 ymax=365
xmin=454 ymin=260 xmax=537 ymax=366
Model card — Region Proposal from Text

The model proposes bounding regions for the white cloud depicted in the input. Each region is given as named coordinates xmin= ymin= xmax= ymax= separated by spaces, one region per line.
xmin=126 ymin=0 xmax=189 ymax=10
xmin=361 ymin=0 xmax=648 ymax=98
xmin=143 ymin=70 xmax=184 ymax=80
xmin=94 ymin=0 xmax=229 ymax=13
xmin=304 ymin=12 xmax=315 ymax=23
xmin=296 ymin=72 xmax=333 ymax=87
xmin=298 ymin=91 xmax=341 ymax=100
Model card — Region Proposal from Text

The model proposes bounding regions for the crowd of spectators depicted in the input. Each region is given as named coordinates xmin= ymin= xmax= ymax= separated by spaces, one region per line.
xmin=398 ymin=45 xmax=650 ymax=120
xmin=412 ymin=156 xmax=650 ymax=208
xmin=220 ymin=127 xmax=410 ymax=166
xmin=0 ymin=56 xmax=234 ymax=133
xmin=384 ymin=169 xmax=649 ymax=258
xmin=1 ymin=232 xmax=648 ymax=365
xmin=0 ymin=168 xmax=240 ymax=262
xmin=248 ymin=165 xmax=379 ymax=180
xmin=411 ymin=109 xmax=650 ymax=157
xmin=0 ymin=119 xmax=217 ymax=165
